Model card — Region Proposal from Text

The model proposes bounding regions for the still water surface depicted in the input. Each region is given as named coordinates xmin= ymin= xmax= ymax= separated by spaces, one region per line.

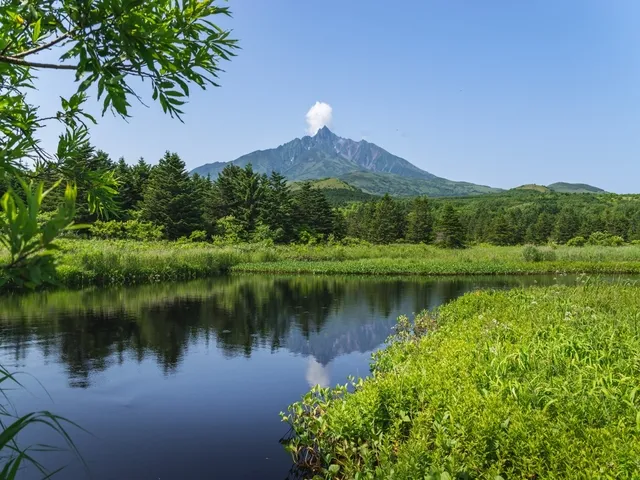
xmin=0 ymin=274 xmax=607 ymax=479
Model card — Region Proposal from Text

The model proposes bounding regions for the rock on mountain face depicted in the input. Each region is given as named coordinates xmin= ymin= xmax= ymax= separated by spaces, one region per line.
xmin=191 ymin=127 xmax=500 ymax=197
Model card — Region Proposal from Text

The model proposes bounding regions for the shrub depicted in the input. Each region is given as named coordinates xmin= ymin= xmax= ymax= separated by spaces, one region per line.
xmin=587 ymin=231 xmax=625 ymax=247
xmin=522 ymin=245 xmax=542 ymax=262
xmin=566 ymin=235 xmax=586 ymax=247
xmin=523 ymin=245 xmax=557 ymax=262
xmin=632 ymin=240 xmax=640 ymax=246
xmin=188 ymin=230 xmax=208 ymax=242
xmin=89 ymin=220 xmax=164 ymax=241
xmin=282 ymin=284 xmax=640 ymax=479
xmin=213 ymin=216 xmax=243 ymax=245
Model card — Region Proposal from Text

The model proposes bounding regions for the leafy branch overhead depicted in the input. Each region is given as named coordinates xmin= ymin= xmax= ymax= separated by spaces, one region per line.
xmin=0 ymin=0 xmax=238 ymax=288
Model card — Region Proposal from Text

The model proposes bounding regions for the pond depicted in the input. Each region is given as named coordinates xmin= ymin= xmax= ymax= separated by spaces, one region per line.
xmin=0 ymin=274 xmax=612 ymax=479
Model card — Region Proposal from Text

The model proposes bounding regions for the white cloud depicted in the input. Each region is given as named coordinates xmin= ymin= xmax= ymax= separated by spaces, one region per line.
xmin=305 ymin=101 xmax=333 ymax=135
xmin=305 ymin=357 xmax=330 ymax=388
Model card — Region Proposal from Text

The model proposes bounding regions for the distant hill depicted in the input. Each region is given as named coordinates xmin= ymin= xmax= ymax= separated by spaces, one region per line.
xmin=513 ymin=183 xmax=605 ymax=194
xmin=191 ymin=127 xmax=502 ymax=197
xmin=290 ymin=178 xmax=377 ymax=204
xmin=514 ymin=184 xmax=552 ymax=193
xmin=547 ymin=182 xmax=605 ymax=193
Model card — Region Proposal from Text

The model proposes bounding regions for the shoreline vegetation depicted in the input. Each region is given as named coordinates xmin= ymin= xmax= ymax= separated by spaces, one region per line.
xmin=281 ymin=282 xmax=640 ymax=479
xmin=5 ymin=239 xmax=640 ymax=289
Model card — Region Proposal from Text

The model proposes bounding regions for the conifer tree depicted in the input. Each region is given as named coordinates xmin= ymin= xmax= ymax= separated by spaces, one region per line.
xmin=553 ymin=208 xmax=580 ymax=244
xmin=489 ymin=213 xmax=515 ymax=245
xmin=437 ymin=204 xmax=465 ymax=248
xmin=294 ymin=183 xmax=334 ymax=237
xmin=406 ymin=197 xmax=433 ymax=244
xmin=372 ymin=194 xmax=404 ymax=244
xmin=140 ymin=152 xmax=203 ymax=239
xmin=261 ymin=172 xmax=295 ymax=242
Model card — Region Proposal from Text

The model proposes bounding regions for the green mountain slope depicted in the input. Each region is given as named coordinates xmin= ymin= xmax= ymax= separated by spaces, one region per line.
xmin=339 ymin=171 xmax=500 ymax=197
xmin=191 ymin=127 xmax=501 ymax=197
xmin=547 ymin=182 xmax=605 ymax=193
xmin=290 ymin=178 xmax=377 ymax=204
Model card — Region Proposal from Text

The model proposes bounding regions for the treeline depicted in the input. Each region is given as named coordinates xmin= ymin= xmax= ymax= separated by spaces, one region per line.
xmin=45 ymin=151 xmax=341 ymax=243
xmin=12 ymin=150 xmax=640 ymax=246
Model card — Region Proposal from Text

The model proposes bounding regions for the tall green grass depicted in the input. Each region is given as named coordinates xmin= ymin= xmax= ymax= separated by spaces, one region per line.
xmin=4 ymin=240 xmax=640 ymax=288
xmin=0 ymin=366 xmax=85 ymax=479
xmin=282 ymin=281 xmax=640 ymax=478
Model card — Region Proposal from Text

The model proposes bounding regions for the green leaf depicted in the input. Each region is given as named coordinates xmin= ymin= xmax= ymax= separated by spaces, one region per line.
xmin=32 ymin=19 xmax=41 ymax=43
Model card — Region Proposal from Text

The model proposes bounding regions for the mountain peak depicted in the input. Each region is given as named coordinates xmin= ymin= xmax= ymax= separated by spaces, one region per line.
xmin=314 ymin=125 xmax=336 ymax=139
xmin=190 ymin=129 xmax=502 ymax=197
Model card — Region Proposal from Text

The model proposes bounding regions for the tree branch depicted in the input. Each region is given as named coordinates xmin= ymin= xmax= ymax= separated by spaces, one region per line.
xmin=13 ymin=33 xmax=71 ymax=58
xmin=0 ymin=55 xmax=76 ymax=70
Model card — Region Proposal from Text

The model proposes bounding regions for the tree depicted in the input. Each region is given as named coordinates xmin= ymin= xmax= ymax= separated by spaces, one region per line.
xmin=489 ymin=212 xmax=516 ymax=246
xmin=209 ymin=165 xmax=266 ymax=238
xmin=116 ymin=157 xmax=153 ymax=215
xmin=140 ymin=152 xmax=203 ymax=239
xmin=406 ymin=197 xmax=433 ymax=244
xmin=553 ymin=208 xmax=580 ymax=244
xmin=0 ymin=0 xmax=238 ymax=286
xmin=294 ymin=183 xmax=334 ymax=238
xmin=527 ymin=212 xmax=555 ymax=244
xmin=437 ymin=204 xmax=465 ymax=248
xmin=261 ymin=172 xmax=295 ymax=242
xmin=371 ymin=194 xmax=405 ymax=244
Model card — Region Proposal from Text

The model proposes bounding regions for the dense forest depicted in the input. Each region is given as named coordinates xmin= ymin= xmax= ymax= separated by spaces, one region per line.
xmin=6 ymin=150 xmax=639 ymax=247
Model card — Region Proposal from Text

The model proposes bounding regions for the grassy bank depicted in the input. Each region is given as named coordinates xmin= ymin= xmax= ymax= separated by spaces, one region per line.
xmin=282 ymin=282 xmax=640 ymax=478
xmin=5 ymin=240 xmax=640 ymax=287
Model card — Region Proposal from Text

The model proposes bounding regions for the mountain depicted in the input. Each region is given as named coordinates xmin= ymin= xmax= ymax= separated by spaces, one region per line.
xmin=191 ymin=127 xmax=501 ymax=197
xmin=547 ymin=182 xmax=605 ymax=194
xmin=514 ymin=183 xmax=605 ymax=194
xmin=290 ymin=178 xmax=377 ymax=205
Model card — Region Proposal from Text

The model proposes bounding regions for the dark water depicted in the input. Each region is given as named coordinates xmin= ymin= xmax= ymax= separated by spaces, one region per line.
xmin=0 ymin=274 xmax=610 ymax=479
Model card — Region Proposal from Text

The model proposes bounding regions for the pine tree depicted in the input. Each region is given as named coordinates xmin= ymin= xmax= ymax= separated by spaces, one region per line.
xmin=208 ymin=164 xmax=265 ymax=237
xmin=489 ymin=213 xmax=515 ymax=245
xmin=140 ymin=152 xmax=203 ymax=239
xmin=553 ymin=208 xmax=580 ymax=244
xmin=261 ymin=171 xmax=295 ymax=242
xmin=372 ymin=194 xmax=405 ymax=244
xmin=115 ymin=157 xmax=152 ymax=215
xmin=294 ymin=183 xmax=334 ymax=237
xmin=528 ymin=212 xmax=555 ymax=244
xmin=406 ymin=197 xmax=433 ymax=243
xmin=437 ymin=204 xmax=465 ymax=248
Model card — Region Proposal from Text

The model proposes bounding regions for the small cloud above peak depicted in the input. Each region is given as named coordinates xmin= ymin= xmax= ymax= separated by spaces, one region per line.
xmin=305 ymin=101 xmax=333 ymax=135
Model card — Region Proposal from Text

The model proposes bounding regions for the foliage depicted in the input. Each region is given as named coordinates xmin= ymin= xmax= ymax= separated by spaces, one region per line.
xmin=212 ymin=215 xmax=244 ymax=245
xmin=89 ymin=219 xmax=163 ymax=241
xmin=294 ymin=183 xmax=335 ymax=237
xmin=7 ymin=241 xmax=640 ymax=288
xmin=282 ymin=283 xmax=640 ymax=479
xmin=566 ymin=235 xmax=587 ymax=247
xmin=0 ymin=0 xmax=238 ymax=286
xmin=0 ymin=366 xmax=86 ymax=479
xmin=0 ymin=179 xmax=78 ymax=288
xmin=587 ymin=231 xmax=625 ymax=247
xmin=406 ymin=197 xmax=433 ymax=244
xmin=140 ymin=152 xmax=203 ymax=239
xmin=522 ymin=245 xmax=556 ymax=262
xmin=436 ymin=204 xmax=464 ymax=248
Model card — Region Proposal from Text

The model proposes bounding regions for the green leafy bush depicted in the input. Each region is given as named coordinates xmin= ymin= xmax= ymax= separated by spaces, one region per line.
xmin=522 ymin=245 xmax=555 ymax=262
xmin=188 ymin=230 xmax=208 ymax=242
xmin=213 ymin=216 xmax=244 ymax=245
xmin=587 ymin=231 xmax=625 ymax=247
xmin=89 ymin=220 xmax=164 ymax=241
xmin=282 ymin=283 xmax=640 ymax=479
xmin=566 ymin=235 xmax=586 ymax=247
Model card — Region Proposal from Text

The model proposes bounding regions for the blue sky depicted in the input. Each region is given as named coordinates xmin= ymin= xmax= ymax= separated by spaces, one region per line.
xmin=33 ymin=0 xmax=640 ymax=192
